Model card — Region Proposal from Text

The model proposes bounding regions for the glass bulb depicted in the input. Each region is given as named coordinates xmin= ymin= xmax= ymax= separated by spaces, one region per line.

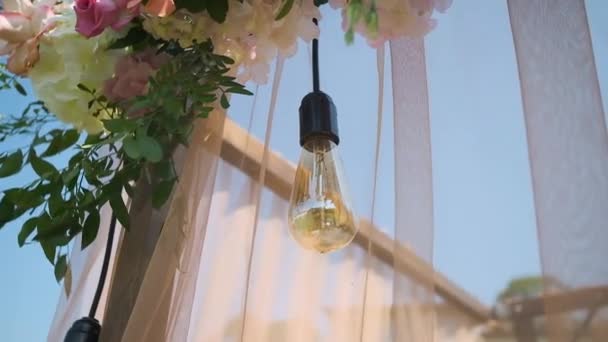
xmin=288 ymin=138 xmax=357 ymax=253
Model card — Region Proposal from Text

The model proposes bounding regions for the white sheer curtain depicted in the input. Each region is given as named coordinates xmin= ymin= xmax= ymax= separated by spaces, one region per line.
xmin=508 ymin=0 xmax=608 ymax=340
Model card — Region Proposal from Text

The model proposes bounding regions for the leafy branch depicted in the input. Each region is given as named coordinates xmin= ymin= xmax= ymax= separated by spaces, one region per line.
xmin=0 ymin=63 xmax=28 ymax=95
xmin=0 ymin=41 xmax=252 ymax=282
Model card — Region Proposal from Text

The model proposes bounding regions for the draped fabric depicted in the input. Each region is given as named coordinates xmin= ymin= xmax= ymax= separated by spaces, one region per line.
xmin=51 ymin=41 xmax=441 ymax=341
xmin=507 ymin=0 xmax=608 ymax=340
xmin=117 ymin=47 xmax=442 ymax=340
xmin=45 ymin=1 xmax=608 ymax=341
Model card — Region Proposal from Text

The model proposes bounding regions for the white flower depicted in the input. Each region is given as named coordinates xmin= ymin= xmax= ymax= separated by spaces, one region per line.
xmin=142 ymin=0 xmax=320 ymax=85
xmin=29 ymin=10 xmax=123 ymax=133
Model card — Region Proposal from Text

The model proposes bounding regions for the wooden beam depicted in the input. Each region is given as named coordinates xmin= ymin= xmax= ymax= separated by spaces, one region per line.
xmin=507 ymin=286 xmax=608 ymax=319
xmin=220 ymin=119 xmax=491 ymax=322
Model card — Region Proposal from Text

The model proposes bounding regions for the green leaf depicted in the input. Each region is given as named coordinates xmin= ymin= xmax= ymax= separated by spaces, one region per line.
xmin=109 ymin=194 xmax=130 ymax=229
xmin=13 ymin=81 xmax=27 ymax=96
xmin=138 ymin=135 xmax=163 ymax=163
xmin=62 ymin=167 xmax=80 ymax=186
xmin=175 ymin=0 xmax=206 ymax=12
xmin=344 ymin=28 xmax=355 ymax=45
xmin=82 ymin=210 xmax=100 ymax=249
xmin=36 ymin=211 xmax=70 ymax=240
xmin=77 ymin=83 xmax=92 ymax=93
xmin=4 ymin=188 xmax=44 ymax=209
xmin=0 ymin=197 xmax=16 ymax=228
xmin=152 ymin=179 xmax=175 ymax=209
xmin=103 ymin=118 xmax=137 ymax=133
xmin=108 ymin=26 xmax=151 ymax=50
xmin=48 ymin=192 xmax=64 ymax=217
xmin=18 ymin=217 xmax=38 ymax=247
xmin=54 ymin=254 xmax=68 ymax=282
xmin=216 ymin=55 xmax=235 ymax=65
xmin=45 ymin=232 xmax=72 ymax=247
xmin=40 ymin=240 xmax=56 ymax=265
xmin=206 ymin=0 xmax=229 ymax=22
xmin=226 ymin=86 xmax=253 ymax=95
xmin=81 ymin=190 xmax=96 ymax=208
xmin=125 ymin=99 xmax=152 ymax=116
xmin=68 ymin=152 xmax=83 ymax=168
xmin=220 ymin=93 xmax=230 ymax=109
xmin=275 ymin=0 xmax=295 ymax=20
xmin=30 ymin=151 xmax=59 ymax=180
xmin=124 ymin=182 xmax=135 ymax=197
xmin=83 ymin=134 xmax=102 ymax=146
xmin=42 ymin=129 xmax=80 ymax=157
xmin=155 ymin=160 xmax=175 ymax=180
xmin=0 ymin=150 xmax=23 ymax=178
xmin=122 ymin=136 xmax=141 ymax=159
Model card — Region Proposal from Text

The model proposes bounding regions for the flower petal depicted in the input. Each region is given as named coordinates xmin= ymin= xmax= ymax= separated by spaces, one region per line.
xmin=144 ymin=0 xmax=176 ymax=17
xmin=0 ymin=12 xmax=35 ymax=42
xmin=2 ymin=0 xmax=35 ymax=14
xmin=7 ymin=38 xmax=39 ymax=75
xmin=0 ymin=40 xmax=14 ymax=55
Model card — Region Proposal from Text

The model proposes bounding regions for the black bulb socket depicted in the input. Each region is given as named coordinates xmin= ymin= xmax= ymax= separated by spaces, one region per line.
xmin=64 ymin=317 xmax=101 ymax=342
xmin=299 ymin=91 xmax=340 ymax=149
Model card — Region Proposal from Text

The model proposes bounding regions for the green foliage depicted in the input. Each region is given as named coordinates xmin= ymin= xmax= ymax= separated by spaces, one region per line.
xmin=275 ymin=0 xmax=295 ymax=20
xmin=344 ymin=0 xmax=378 ymax=44
xmin=0 ymin=150 xmax=23 ymax=177
xmin=498 ymin=276 xmax=544 ymax=302
xmin=172 ymin=0 xmax=303 ymax=23
xmin=54 ymin=254 xmax=68 ymax=281
xmin=0 ymin=63 xmax=28 ymax=95
xmin=108 ymin=23 xmax=159 ymax=51
xmin=0 ymin=42 xmax=252 ymax=282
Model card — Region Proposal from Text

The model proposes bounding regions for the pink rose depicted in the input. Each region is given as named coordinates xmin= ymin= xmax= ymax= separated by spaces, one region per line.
xmin=0 ymin=0 xmax=56 ymax=75
xmin=74 ymin=0 xmax=137 ymax=38
xmin=103 ymin=49 xmax=169 ymax=116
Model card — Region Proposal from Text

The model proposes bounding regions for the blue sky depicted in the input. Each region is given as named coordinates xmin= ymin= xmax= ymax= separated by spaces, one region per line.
xmin=1 ymin=1 xmax=607 ymax=341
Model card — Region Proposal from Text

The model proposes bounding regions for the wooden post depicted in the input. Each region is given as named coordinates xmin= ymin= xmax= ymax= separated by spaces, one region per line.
xmin=99 ymin=178 xmax=169 ymax=342
xmin=99 ymin=145 xmax=187 ymax=342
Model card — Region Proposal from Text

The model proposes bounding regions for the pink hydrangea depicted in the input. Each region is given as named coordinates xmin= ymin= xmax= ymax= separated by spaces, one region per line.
xmin=103 ymin=49 xmax=168 ymax=116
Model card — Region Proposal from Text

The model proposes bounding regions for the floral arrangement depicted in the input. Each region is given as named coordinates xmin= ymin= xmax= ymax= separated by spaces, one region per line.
xmin=0 ymin=0 xmax=450 ymax=281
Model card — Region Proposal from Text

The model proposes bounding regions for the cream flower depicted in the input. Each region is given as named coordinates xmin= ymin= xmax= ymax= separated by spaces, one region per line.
xmin=29 ymin=10 xmax=123 ymax=133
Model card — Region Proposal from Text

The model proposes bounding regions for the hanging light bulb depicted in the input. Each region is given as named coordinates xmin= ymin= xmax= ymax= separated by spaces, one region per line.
xmin=288 ymin=92 xmax=357 ymax=253
xmin=288 ymin=16 xmax=357 ymax=253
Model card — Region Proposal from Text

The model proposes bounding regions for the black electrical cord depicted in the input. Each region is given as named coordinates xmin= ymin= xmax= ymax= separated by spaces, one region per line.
xmin=312 ymin=18 xmax=320 ymax=92
xmin=63 ymin=215 xmax=117 ymax=341
xmin=88 ymin=214 xmax=117 ymax=318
